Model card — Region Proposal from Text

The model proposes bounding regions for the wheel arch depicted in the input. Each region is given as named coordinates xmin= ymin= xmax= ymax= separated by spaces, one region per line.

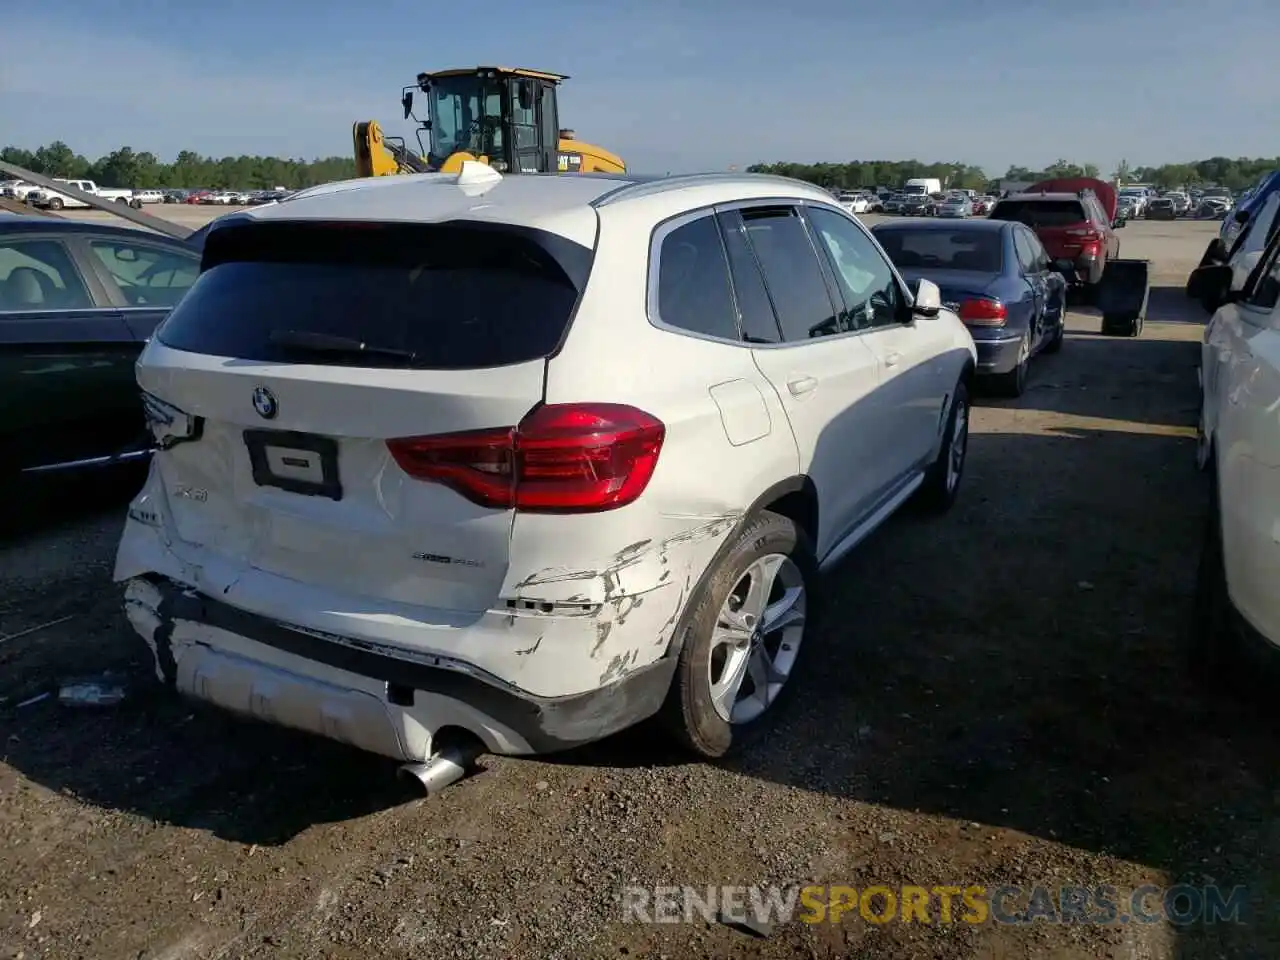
xmin=660 ymin=475 xmax=819 ymax=660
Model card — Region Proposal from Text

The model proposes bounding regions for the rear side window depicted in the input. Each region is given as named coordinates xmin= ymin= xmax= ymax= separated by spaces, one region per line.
xmin=0 ymin=239 xmax=93 ymax=311
xmin=989 ymin=199 xmax=1086 ymax=228
xmin=157 ymin=221 xmax=589 ymax=369
xmin=717 ymin=211 xmax=782 ymax=344
xmin=654 ymin=215 xmax=739 ymax=341
xmin=90 ymin=239 xmax=199 ymax=307
xmin=739 ymin=206 xmax=840 ymax=341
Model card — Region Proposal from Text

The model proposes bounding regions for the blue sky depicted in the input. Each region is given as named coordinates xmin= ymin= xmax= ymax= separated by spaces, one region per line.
xmin=2 ymin=0 xmax=1277 ymax=175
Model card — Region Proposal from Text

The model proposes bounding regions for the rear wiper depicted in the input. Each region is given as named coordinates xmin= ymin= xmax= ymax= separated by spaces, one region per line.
xmin=269 ymin=329 xmax=415 ymax=361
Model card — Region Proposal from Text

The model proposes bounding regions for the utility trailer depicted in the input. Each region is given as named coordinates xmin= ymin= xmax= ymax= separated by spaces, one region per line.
xmin=1096 ymin=258 xmax=1150 ymax=337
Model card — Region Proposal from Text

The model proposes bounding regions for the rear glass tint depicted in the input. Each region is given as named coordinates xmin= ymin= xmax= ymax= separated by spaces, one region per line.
xmin=989 ymin=199 xmax=1086 ymax=227
xmin=156 ymin=221 xmax=590 ymax=370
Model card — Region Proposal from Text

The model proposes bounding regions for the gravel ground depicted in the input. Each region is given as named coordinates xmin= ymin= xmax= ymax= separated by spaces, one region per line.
xmin=3 ymin=216 xmax=1278 ymax=960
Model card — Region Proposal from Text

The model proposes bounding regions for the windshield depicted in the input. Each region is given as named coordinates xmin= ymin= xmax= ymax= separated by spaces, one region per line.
xmin=989 ymin=199 xmax=1086 ymax=227
xmin=902 ymin=185 xmax=927 ymax=196
xmin=874 ymin=228 xmax=1003 ymax=273
xmin=426 ymin=75 xmax=505 ymax=163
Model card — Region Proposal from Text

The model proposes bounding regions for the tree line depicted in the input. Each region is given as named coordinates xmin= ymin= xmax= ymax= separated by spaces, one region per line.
xmin=5 ymin=142 xmax=1279 ymax=194
xmin=0 ymin=142 xmax=356 ymax=190
xmin=747 ymin=157 xmax=1280 ymax=193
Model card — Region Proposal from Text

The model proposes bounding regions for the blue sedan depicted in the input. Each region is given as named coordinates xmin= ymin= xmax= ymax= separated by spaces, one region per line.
xmin=871 ymin=218 xmax=1069 ymax=396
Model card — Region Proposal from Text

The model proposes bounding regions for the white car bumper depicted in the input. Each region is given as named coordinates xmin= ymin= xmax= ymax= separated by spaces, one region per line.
xmin=114 ymin=466 xmax=729 ymax=759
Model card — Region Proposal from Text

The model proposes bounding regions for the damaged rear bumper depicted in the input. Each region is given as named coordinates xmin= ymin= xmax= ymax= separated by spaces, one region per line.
xmin=123 ymin=577 xmax=677 ymax=759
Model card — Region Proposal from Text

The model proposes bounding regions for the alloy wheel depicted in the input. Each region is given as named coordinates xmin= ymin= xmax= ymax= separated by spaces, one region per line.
xmin=707 ymin=554 xmax=807 ymax=724
xmin=946 ymin=397 xmax=969 ymax=492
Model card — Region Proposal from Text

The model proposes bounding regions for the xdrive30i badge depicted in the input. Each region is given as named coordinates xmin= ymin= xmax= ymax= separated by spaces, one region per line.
xmin=252 ymin=386 xmax=278 ymax=419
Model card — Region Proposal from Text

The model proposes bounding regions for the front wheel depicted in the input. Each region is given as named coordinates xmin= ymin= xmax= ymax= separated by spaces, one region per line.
xmin=661 ymin=511 xmax=816 ymax=759
xmin=48 ymin=197 xmax=63 ymax=211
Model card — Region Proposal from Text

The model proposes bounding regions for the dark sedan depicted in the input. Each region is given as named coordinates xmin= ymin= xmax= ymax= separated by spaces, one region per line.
xmin=1 ymin=216 xmax=202 ymax=487
xmin=871 ymin=218 xmax=1069 ymax=396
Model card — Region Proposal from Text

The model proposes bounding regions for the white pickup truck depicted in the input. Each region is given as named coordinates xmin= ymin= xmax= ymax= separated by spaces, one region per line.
xmin=27 ymin=179 xmax=140 ymax=210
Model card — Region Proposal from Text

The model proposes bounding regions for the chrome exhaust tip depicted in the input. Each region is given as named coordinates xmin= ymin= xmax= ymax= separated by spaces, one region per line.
xmin=397 ymin=744 xmax=478 ymax=795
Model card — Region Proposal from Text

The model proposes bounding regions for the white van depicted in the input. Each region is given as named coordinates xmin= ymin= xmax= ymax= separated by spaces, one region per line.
xmin=903 ymin=178 xmax=942 ymax=197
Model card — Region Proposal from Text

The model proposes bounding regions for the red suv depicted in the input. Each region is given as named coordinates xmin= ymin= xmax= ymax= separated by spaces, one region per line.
xmin=989 ymin=177 xmax=1120 ymax=300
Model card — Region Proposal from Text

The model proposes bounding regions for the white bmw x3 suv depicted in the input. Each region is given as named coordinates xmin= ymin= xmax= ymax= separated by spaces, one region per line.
xmin=116 ymin=164 xmax=977 ymax=771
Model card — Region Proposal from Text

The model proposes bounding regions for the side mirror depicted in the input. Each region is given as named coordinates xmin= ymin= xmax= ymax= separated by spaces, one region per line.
xmin=911 ymin=278 xmax=941 ymax=318
xmin=401 ymin=90 xmax=414 ymax=119
xmin=1187 ymin=263 xmax=1233 ymax=306
xmin=1234 ymin=208 xmax=1250 ymax=224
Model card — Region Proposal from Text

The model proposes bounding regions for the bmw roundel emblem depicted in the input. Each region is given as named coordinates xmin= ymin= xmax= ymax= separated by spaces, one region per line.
xmin=252 ymin=386 xmax=278 ymax=420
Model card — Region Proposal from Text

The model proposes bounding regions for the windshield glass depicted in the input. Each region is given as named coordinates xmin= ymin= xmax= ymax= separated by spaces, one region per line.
xmin=902 ymin=185 xmax=927 ymax=195
xmin=426 ymin=75 xmax=505 ymax=163
xmin=873 ymin=228 xmax=1003 ymax=272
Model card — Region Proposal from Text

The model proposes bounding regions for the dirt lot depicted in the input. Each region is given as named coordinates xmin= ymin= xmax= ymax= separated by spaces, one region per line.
xmin=3 ymin=215 xmax=1277 ymax=960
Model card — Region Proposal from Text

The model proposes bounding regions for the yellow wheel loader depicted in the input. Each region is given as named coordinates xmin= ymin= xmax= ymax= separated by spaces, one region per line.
xmin=353 ymin=67 xmax=625 ymax=178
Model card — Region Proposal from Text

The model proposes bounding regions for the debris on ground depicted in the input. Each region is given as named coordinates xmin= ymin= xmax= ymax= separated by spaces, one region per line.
xmin=57 ymin=674 xmax=128 ymax=707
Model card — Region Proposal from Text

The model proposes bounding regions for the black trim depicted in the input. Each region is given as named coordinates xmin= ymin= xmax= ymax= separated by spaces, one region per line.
xmin=155 ymin=585 xmax=675 ymax=753
xmin=243 ymin=429 xmax=343 ymax=501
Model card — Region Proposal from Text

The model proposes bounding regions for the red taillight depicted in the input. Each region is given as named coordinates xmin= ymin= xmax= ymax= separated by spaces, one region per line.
xmin=957 ymin=298 xmax=1008 ymax=326
xmin=386 ymin=403 xmax=665 ymax=513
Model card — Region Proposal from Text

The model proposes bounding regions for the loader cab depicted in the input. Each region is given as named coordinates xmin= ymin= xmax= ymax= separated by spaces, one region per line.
xmin=411 ymin=67 xmax=562 ymax=174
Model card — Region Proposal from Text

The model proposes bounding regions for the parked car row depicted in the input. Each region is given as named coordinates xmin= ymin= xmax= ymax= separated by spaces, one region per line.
xmin=167 ymin=188 xmax=293 ymax=206
xmin=1 ymin=178 xmax=142 ymax=210
xmin=0 ymin=180 xmax=296 ymax=211
xmin=1117 ymin=184 xmax=1238 ymax=222
xmin=880 ymin=190 xmax=999 ymax=219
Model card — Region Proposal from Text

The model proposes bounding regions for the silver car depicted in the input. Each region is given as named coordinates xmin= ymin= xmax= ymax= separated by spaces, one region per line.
xmin=936 ymin=196 xmax=972 ymax=218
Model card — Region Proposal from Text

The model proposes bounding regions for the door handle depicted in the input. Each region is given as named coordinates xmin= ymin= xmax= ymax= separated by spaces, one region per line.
xmin=884 ymin=352 xmax=903 ymax=368
xmin=787 ymin=376 xmax=818 ymax=397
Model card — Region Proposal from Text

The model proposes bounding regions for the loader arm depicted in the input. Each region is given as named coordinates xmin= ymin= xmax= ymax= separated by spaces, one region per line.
xmin=0 ymin=159 xmax=194 ymax=240
xmin=353 ymin=121 xmax=430 ymax=177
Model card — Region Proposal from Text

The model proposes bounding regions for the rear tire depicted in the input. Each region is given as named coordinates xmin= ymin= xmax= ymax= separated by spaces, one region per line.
xmin=1043 ymin=318 xmax=1065 ymax=353
xmin=991 ymin=331 xmax=1030 ymax=397
xmin=661 ymin=510 xmax=817 ymax=759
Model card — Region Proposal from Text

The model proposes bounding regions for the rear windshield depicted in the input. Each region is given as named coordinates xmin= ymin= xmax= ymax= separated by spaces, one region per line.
xmin=874 ymin=228 xmax=1003 ymax=272
xmin=989 ymin=199 xmax=1086 ymax=227
xmin=156 ymin=221 xmax=590 ymax=370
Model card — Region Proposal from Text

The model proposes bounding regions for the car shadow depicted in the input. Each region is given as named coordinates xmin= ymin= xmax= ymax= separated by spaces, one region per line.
xmin=975 ymin=329 xmax=1202 ymax=428
xmin=0 ymin=465 xmax=148 ymax=541
xmin=1148 ymin=284 xmax=1210 ymax=326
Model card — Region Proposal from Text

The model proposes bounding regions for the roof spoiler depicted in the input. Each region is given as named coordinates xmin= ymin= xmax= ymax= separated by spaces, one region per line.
xmin=0 ymin=158 xmax=194 ymax=241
